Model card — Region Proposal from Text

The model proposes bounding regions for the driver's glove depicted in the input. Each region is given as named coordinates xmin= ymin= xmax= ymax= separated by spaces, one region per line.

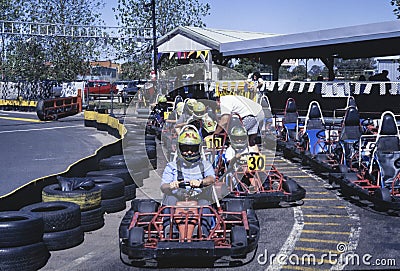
xmin=169 ymin=181 xmax=180 ymax=190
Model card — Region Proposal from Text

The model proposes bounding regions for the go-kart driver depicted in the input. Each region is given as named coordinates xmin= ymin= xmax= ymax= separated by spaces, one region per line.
xmin=160 ymin=126 xmax=215 ymax=237
xmin=225 ymin=125 xmax=259 ymax=165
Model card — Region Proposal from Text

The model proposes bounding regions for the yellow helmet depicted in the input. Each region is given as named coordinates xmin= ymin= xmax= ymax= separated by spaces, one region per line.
xmin=229 ymin=125 xmax=248 ymax=151
xmin=158 ymin=95 xmax=167 ymax=103
xmin=175 ymin=102 xmax=184 ymax=116
xmin=185 ymin=99 xmax=197 ymax=114
xmin=192 ymin=102 xmax=206 ymax=118
xmin=177 ymin=126 xmax=202 ymax=163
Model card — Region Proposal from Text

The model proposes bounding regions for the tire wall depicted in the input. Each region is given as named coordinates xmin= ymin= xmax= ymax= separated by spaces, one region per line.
xmin=0 ymin=113 xmax=126 ymax=211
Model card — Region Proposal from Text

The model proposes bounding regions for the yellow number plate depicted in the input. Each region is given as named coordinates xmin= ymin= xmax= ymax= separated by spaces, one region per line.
xmin=247 ymin=154 xmax=266 ymax=170
xmin=205 ymin=136 xmax=222 ymax=149
xmin=164 ymin=111 xmax=171 ymax=119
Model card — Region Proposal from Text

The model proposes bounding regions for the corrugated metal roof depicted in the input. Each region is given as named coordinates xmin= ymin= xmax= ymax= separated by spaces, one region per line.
xmin=157 ymin=26 xmax=278 ymax=52
xmin=220 ymin=21 xmax=400 ymax=56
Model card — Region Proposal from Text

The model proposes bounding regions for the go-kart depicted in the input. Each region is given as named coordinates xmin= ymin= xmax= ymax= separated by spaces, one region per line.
xmin=119 ymin=181 xmax=260 ymax=267
xmin=334 ymin=111 xmax=400 ymax=211
xmin=219 ymin=151 xmax=306 ymax=208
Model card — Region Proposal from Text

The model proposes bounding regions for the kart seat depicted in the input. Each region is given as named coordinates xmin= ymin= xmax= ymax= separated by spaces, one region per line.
xmin=305 ymin=102 xmax=324 ymax=130
xmin=304 ymin=102 xmax=326 ymax=155
xmin=373 ymin=112 xmax=400 ymax=187
xmin=260 ymin=95 xmax=273 ymax=119
xmin=283 ymin=98 xmax=299 ymax=141
xmin=346 ymin=96 xmax=357 ymax=109
xmin=340 ymin=106 xmax=362 ymax=141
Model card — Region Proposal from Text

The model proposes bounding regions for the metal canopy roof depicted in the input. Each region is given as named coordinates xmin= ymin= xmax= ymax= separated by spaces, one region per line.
xmin=158 ymin=21 xmax=400 ymax=61
xmin=157 ymin=26 xmax=278 ymax=53
xmin=220 ymin=21 xmax=400 ymax=60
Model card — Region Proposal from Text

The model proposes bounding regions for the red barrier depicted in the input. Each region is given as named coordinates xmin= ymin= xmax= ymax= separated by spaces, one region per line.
xmin=36 ymin=90 xmax=82 ymax=121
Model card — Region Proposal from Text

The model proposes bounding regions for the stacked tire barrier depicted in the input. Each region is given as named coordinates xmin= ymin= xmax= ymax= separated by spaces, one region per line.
xmin=0 ymin=211 xmax=50 ymax=270
xmin=41 ymin=184 xmax=105 ymax=232
xmin=20 ymin=201 xmax=84 ymax=251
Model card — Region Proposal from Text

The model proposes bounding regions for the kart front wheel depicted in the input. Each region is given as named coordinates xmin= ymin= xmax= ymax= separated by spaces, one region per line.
xmin=128 ymin=227 xmax=144 ymax=248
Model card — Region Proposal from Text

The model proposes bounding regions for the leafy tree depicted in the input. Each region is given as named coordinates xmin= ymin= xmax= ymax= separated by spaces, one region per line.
xmin=114 ymin=0 xmax=210 ymax=78
xmin=391 ymin=0 xmax=400 ymax=18
xmin=3 ymin=0 xmax=105 ymax=81
xmin=231 ymin=58 xmax=271 ymax=78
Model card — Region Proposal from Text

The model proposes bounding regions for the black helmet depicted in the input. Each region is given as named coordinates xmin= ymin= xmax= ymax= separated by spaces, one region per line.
xmin=229 ymin=126 xmax=248 ymax=151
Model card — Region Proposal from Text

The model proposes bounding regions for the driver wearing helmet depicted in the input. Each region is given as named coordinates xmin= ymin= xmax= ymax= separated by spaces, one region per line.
xmin=160 ymin=126 xmax=215 ymax=236
xmin=225 ymin=125 xmax=259 ymax=164
xmin=176 ymin=101 xmax=216 ymax=138
xmin=153 ymin=94 xmax=170 ymax=116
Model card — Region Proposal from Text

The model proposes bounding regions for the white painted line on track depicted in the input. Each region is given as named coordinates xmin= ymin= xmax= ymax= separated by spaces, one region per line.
xmin=267 ymin=206 xmax=304 ymax=271
xmin=53 ymin=251 xmax=98 ymax=271
xmin=0 ymin=125 xmax=82 ymax=134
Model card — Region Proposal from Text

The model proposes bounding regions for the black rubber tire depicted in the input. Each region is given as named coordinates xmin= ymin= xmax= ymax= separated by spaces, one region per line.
xmin=124 ymin=183 xmax=137 ymax=201
xmin=0 ymin=242 xmax=50 ymax=271
xmin=36 ymin=100 xmax=45 ymax=121
xmin=145 ymin=146 xmax=157 ymax=159
xmin=149 ymin=157 xmax=157 ymax=169
xmin=86 ymin=169 xmax=134 ymax=185
xmin=90 ymin=176 xmax=125 ymax=199
xmin=43 ymin=226 xmax=84 ymax=251
xmin=128 ymin=227 xmax=144 ymax=247
xmin=80 ymin=206 xmax=105 ymax=232
xmin=374 ymin=187 xmax=391 ymax=211
xmin=42 ymin=184 xmax=102 ymax=211
xmin=20 ymin=201 xmax=81 ymax=232
xmin=99 ymin=156 xmax=127 ymax=170
xmin=230 ymin=226 xmax=248 ymax=248
xmin=101 ymin=195 xmax=126 ymax=213
xmin=0 ymin=211 xmax=44 ymax=247
xmin=282 ymin=179 xmax=300 ymax=194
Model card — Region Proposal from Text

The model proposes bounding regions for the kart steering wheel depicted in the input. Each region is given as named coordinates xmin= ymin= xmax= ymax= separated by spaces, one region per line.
xmin=361 ymin=118 xmax=374 ymax=127
xmin=394 ymin=158 xmax=400 ymax=169
xmin=316 ymin=129 xmax=326 ymax=140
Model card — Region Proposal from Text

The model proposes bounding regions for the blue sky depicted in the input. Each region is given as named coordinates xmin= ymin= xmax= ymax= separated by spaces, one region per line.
xmin=102 ymin=0 xmax=397 ymax=34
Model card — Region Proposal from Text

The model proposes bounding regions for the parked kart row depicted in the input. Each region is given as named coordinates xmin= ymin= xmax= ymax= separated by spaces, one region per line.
xmin=119 ymin=94 xmax=306 ymax=267
xmin=276 ymin=96 xmax=400 ymax=211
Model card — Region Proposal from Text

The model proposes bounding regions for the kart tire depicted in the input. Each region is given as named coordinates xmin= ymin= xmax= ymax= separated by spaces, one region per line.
xmin=0 ymin=242 xmax=50 ymax=271
xmin=101 ymin=196 xmax=126 ymax=213
xmin=128 ymin=227 xmax=144 ymax=247
xmin=42 ymin=184 xmax=102 ymax=211
xmin=90 ymin=176 xmax=125 ymax=200
xmin=20 ymin=201 xmax=81 ymax=232
xmin=86 ymin=169 xmax=134 ymax=185
xmin=124 ymin=183 xmax=137 ymax=201
xmin=80 ymin=206 xmax=105 ymax=232
xmin=43 ymin=226 xmax=84 ymax=251
xmin=0 ymin=211 xmax=44 ymax=247
xmin=374 ymin=187 xmax=391 ymax=211
xmin=282 ymin=179 xmax=300 ymax=194
xmin=230 ymin=226 xmax=248 ymax=248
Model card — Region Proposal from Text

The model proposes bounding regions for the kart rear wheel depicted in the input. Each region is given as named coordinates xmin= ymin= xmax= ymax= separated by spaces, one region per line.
xmin=282 ymin=179 xmax=299 ymax=194
xmin=128 ymin=227 xmax=144 ymax=248
xmin=374 ymin=187 xmax=391 ymax=211
xmin=230 ymin=226 xmax=248 ymax=248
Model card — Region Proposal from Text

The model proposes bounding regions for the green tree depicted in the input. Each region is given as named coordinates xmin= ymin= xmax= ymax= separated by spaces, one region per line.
xmin=0 ymin=0 xmax=24 ymax=80
xmin=114 ymin=0 xmax=210 ymax=78
xmin=4 ymin=0 xmax=105 ymax=81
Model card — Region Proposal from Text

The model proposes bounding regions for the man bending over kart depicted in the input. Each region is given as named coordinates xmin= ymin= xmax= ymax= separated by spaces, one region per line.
xmin=214 ymin=95 xmax=264 ymax=153
xmin=160 ymin=126 xmax=216 ymax=237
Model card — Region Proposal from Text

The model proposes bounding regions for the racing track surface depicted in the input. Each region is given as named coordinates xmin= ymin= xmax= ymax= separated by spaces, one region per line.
xmin=41 ymin=137 xmax=400 ymax=270
xmin=0 ymin=110 xmax=116 ymax=197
